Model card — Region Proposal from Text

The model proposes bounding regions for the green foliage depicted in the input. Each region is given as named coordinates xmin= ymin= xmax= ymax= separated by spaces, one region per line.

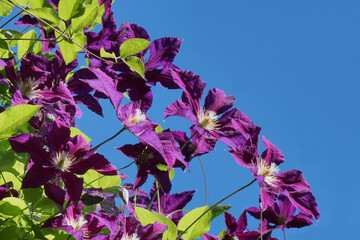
xmin=71 ymin=0 xmax=100 ymax=32
xmin=135 ymin=206 xmax=178 ymax=240
xmin=0 ymin=35 xmax=12 ymax=58
xmin=17 ymin=30 xmax=37 ymax=60
xmin=0 ymin=104 xmax=40 ymax=141
xmin=55 ymin=25 xmax=86 ymax=64
xmin=58 ymin=0 xmax=85 ymax=21
xmin=26 ymin=8 xmax=61 ymax=29
xmin=22 ymin=188 xmax=43 ymax=207
xmin=0 ymin=1 xmax=13 ymax=16
xmin=125 ymin=56 xmax=145 ymax=78
xmin=70 ymin=127 xmax=91 ymax=142
xmin=0 ymin=29 xmax=24 ymax=47
xmin=0 ymin=225 xmax=20 ymax=240
xmin=0 ymin=197 xmax=29 ymax=218
xmin=177 ymin=206 xmax=211 ymax=240
xmin=120 ymin=38 xmax=150 ymax=59
xmin=0 ymin=140 xmax=17 ymax=170
xmin=82 ymin=169 xmax=121 ymax=189
xmin=100 ymin=47 xmax=117 ymax=59
xmin=209 ymin=204 xmax=232 ymax=220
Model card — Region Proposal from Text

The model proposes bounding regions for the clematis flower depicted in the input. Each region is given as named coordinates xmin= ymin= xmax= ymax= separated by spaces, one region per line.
xmin=0 ymin=51 xmax=79 ymax=127
xmin=118 ymin=132 xmax=188 ymax=193
xmin=247 ymin=194 xmax=314 ymax=231
xmin=229 ymin=135 xmax=319 ymax=219
xmin=202 ymin=210 xmax=262 ymax=240
xmin=42 ymin=201 xmax=108 ymax=240
xmin=126 ymin=182 xmax=195 ymax=224
xmin=165 ymin=69 xmax=253 ymax=155
xmin=8 ymin=121 xmax=118 ymax=201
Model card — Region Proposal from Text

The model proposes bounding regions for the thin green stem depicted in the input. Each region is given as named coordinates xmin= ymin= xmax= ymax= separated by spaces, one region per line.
xmin=0 ymin=170 xmax=13 ymax=197
xmin=156 ymin=181 xmax=161 ymax=214
xmin=0 ymin=38 xmax=54 ymax=42
xmin=166 ymin=209 xmax=189 ymax=218
xmin=197 ymin=156 xmax=207 ymax=205
xmin=147 ymin=181 xmax=160 ymax=210
xmin=283 ymin=228 xmax=286 ymax=240
xmin=84 ymin=160 xmax=135 ymax=188
xmin=89 ymin=127 xmax=126 ymax=153
xmin=177 ymin=178 xmax=256 ymax=239
xmin=180 ymin=130 xmax=197 ymax=151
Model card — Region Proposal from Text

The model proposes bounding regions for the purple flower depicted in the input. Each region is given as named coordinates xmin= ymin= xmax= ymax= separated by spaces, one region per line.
xmin=8 ymin=121 xmax=118 ymax=201
xmin=203 ymin=210 xmax=261 ymax=240
xmin=165 ymin=69 xmax=252 ymax=155
xmin=42 ymin=201 xmax=107 ymax=240
xmin=247 ymin=194 xmax=314 ymax=231
xmin=118 ymin=132 xmax=188 ymax=193
xmin=126 ymin=182 xmax=195 ymax=224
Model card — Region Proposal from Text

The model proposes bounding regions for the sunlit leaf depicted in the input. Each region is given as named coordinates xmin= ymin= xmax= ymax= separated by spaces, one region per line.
xmin=135 ymin=207 xmax=177 ymax=240
xmin=209 ymin=205 xmax=232 ymax=220
xmin=120 ymin=38 xmax=150 ymax=59
xmin=70 ymin=127 xmax=91 ymax=142
xmin=125 ymin=56 xmax=145 ymax=78
xmin=82 ymin=169 xmax=121 ymax=189
xmin=58 ymin=0 xmax=85 ymax=21
xmin=0 ymin=104 xmax=40 ymax=140
xmin=177 ymin=205 xmax=211 ymax=240
xmin=0 ymin=197 xmax=29 ymax=218
xmin=17 ymin=30 xmax=36 ymax=60
xmin=71 ymin=0 xmax=99 ymax=32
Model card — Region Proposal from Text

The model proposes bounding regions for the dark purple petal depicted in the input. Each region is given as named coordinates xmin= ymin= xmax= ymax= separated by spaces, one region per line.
xmin=204 ymin=88 xmax=235 ymax=115
xmin=261 ymin=136 xmax=284 ymax=166
xmin=72 ymin=153 xmax=118 ymax=176
xmin=61 ymin=171 xmax=83 ymax=202
xmin=286 ymin=213 xmax=313 ymax=228
xmin=9 ymin=134 xmax=50 ymax=165
xmin=282 ymin=190 xmax=319 ymax=220
xmin=277 ymin=169 xmax=310 ymax=192
xmin=224 ymin=211 xmax=238 ymax=234
xmin=164 ymin=100 xmax=197 ymax=124
xmin=146 ymin=37 xmax=182 ymax=70
xmin=22 ymin=164 xmax=57 ymax=188
xmin=171 ymin=68 xmax=206 ymax=103
xmin=44 ymin=183 xmax=65 ymax=210
xmin=202 ymin=233 xmax=220 ymax=240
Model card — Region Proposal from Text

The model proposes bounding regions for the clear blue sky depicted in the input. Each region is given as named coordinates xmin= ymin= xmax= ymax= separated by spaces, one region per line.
xmin=77 ymin=1 xmax=360 ymax=239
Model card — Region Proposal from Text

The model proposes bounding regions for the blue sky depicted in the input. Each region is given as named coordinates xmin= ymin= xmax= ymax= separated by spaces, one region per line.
xmin=77 ymin=0 xmax=360 ymax=239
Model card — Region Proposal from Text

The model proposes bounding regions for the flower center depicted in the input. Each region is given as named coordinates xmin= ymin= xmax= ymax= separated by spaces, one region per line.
xmin=121 ymin=233 xmax=140 ymax=240
xmin=197 ymin=108 xmax=219 ymax=131
xmin=16 ymin=77 xmax=40 ymax=99
xmin=52 ymin=151 xmax=76 ymax=171
xmin=128 ymin=109 xmax=147 ymax=125
xmin=65 ymin=216 xmax=87 ymax=231
xmin=257 ymin=159 xmax=279 ymax=187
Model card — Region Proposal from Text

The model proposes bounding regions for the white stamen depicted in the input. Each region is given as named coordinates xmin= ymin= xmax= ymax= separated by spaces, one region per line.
xmin=197 ymin=108 xmax=220 ymax=131
xmin=128 ymin=109 xmax=147 ymax=125
xmin=16 ymin=77 xmax=40 ymax=99
xmin=65 ymin=216 xmax=87 ymax=231
xmin=121 ymin=233 xmax=140 ymax=240
xmin=257 ymin=159 xmax=279 ymax=187
xmin=52 ymin=151 xmax=75 ymax=171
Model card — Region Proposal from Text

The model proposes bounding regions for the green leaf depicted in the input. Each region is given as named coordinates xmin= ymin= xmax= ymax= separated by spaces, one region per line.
xmin=29 ymin=0 xmax=53 ymax=8
xmin=0 ymin=29 xmax=24 ymax=47
xmin=82 ymin=169 xmax=121 ymax=189
xmin=157 ymin=163 xmax=168 ymax=171
xmin=209 ymin=205 xmax=232 ymax=220
xmin=70 ymin=127 xmax=91 ymax=142
xmin=71 ymin=0 xmax=99 ymax=32
xmin=177 ymin=206 xmax=211 ymax=240
xmin=40 ymin=228 xmax=72 ymax=240
xmin=56 ymin=30 xmax=86 ymax=64
xmin=88 ymin=3 xmax=104 ymax=30
xmin=0 ymin=197 xmax=29 ymax=217
xmin=155 ymin=125 xmax=163 ymax=133
xmin=58 ymin=0 xmax=85 ymax=21
xmin=17 ymin=29 xmax=36 ymax=60
xmin=0 ymin=140 xmax=17 ymax=170
xmin=0 ymin=225 xmax=20 ymax=240
xmin=125 ymin=56 xmax=145 ymax=78
xmin=27 ymin=8 xmax=62 ymax=27
xmin=218 ymin=229 xmax=226 ymax=239
xmin=0 ymin=38 xmax=11 ymax=58
xmin=120 ymin=38 xmax=150 ymax=59
xmin=100 ymin=47 xmax=116 ymax=59
xmin=33 ymin=40 xmax=42 ymax=54
xmin=22 ymin=187 xmax=43 ymax=207
xmin=169 ymin=167 xmax=174 ymax=180
xmin=13 ymin=0 xmax=29 ymax=6
xmin=0 ymin=1 xmax=13 ymax=16
xmin=135 ymin=207 xmax=177 ymax=240
xmin=0 ymin=171 xmax=22 ymax=190
xmin=0 ymin=104 xmax=40 ymax=140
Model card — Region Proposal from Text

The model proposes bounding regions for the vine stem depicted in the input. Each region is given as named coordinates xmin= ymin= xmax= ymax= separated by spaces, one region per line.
xmin=180 ymin=130 xmax=197 ymax=151
xmin=6 ymin=0 xmax=115 ymax=64
xmin=89 ymin=127 xmax=126 ymax=153
xmin=197 ymin=156 xmax=207 ymax=205
xmin=0 ymin=170 xmax=13 ymax=197
xmin=260 ymin=207 xmax=263 ymax=240
xmin=147 ymin=181 xmax=160 ymax=210
xmin=177 ymin=178 xmax=257 ymax=239
xmin=283 ymin=228 xmax=286 ymax=240
xmin=0 ymin=8 xmax=24 ymax=29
